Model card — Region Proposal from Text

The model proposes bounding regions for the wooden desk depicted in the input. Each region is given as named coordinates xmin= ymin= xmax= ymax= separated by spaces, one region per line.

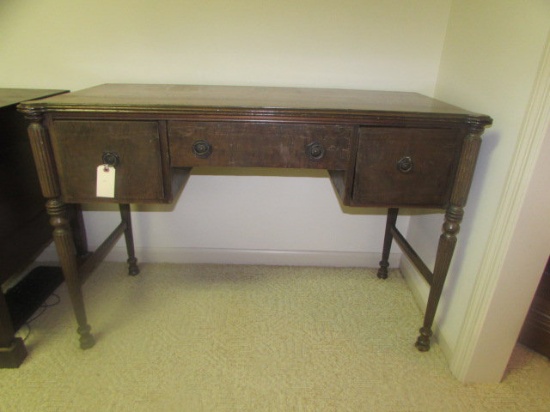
xmin=18 ymin=84 xmax=492 ymax=352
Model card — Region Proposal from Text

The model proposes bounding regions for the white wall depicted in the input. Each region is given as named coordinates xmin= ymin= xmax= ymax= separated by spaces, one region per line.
xmin=1 ymin=0 xmax=451 ymax=266
xmin=464 ymin=114 xmax=550 ymax=382
xmin=402 ymin=0 xmax=550 ymax=379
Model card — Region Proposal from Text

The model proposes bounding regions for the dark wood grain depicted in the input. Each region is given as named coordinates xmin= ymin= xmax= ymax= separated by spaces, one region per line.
xmin=18 ymin=84 xmax=491 ymax=123
xmin=50 ymin=120 xmax=168 ymax=203
xmin=0 ymin=88 xmax=67 ymax=368
xmin=352 ymin=127 xmax=462 ymax=208
xmin=169 ymin=121 xmax=352 ymax=169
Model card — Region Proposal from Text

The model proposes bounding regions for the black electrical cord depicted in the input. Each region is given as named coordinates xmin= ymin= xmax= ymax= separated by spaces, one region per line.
xmin=16 ymin=293 xmax=61 ymax=342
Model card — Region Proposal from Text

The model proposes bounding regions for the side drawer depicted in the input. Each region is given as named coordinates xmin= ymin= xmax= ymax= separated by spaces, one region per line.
xmin=50 ymin=120 xmax=168 ymax=203
xmin=351 ymin=127 xmax=462 ymax=207
xmin=168 ymin=121 xmax=352 ymax=169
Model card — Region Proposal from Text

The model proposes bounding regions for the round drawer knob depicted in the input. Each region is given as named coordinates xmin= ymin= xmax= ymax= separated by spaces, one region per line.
xmin=306 ymin=141 xmax=325 ymax=161
xmin=102 ymin=151 xmax=120 ymax=167
xmin=397 ymin=156 xmax=413 ymax=173
xmin=192 ymin=140 xmax=212 ymax=159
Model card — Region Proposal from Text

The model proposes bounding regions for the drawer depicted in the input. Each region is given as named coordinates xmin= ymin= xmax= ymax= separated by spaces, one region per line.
xmin=50 ymin=120 xmax=168 ymax=203
xmin=169 ymin=121 xmax=352 ymax=169
xmin=351 ymin=127 xmax=462 ymax=207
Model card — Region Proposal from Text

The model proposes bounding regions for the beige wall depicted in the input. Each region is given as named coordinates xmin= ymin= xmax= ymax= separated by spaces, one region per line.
xmin=2 ymin=0 xmax=450 ymax=94
xmin=403 ymin=0 xmax=550 ymax=380
xmin=1 ymin=0 xmax=452 ymax=266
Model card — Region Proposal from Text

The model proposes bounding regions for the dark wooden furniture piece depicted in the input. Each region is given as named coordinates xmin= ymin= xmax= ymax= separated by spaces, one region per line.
xmin=519 ymin=256 xmax=550 ymax=358
xmin=18 ymin=84 xmax=492 ymax=352
xmin=0 ymin=88 xmax=66 ymax=368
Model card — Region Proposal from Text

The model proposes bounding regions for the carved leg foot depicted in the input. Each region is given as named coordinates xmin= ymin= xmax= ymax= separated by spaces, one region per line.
xmin=78 ymin=325 xmax=96 ymax=349
xmin=127 ymin=257 xmax=140 ymax=276
xmin=0 ymin=291 xmax=27 ymax=368
xmin=377 ymin=261 xmax=389 ymax=279
xmin=415 ymin=327 xmax=432 ymax=351
xmin=0 ymin=338 xmax=27 ymax=368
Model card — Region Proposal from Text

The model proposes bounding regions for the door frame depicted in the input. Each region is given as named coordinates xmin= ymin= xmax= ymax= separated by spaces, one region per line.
xmin=451 ymin=33 xmax=550 ymax=382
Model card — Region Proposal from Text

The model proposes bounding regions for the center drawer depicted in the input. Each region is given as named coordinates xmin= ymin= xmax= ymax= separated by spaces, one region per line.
xmin=168 ymin=121 xmax=352 ymax=169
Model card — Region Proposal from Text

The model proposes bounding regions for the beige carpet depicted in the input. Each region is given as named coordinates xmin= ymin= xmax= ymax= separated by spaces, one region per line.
xmin=1 ymin=262 xmax=549 ymax=411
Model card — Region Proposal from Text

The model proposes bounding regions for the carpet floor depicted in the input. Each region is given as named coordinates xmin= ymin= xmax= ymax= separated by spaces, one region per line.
xmin=1 ymin=262 xmax=549 ymax=411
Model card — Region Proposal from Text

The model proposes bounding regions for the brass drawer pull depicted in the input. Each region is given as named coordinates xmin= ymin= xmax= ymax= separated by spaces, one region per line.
xmin=192 ymin=140 xmax=212 ymax=159
xmin=397 ymin=156 xmax=413 ymax=173
xmin=306 ymin=141 xmax=325 ymax=161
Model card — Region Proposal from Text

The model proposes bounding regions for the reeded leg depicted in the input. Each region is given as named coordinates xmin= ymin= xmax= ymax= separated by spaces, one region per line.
xmin=24 ymin=112 xmax=94 ymax=349
xmin=415 ymin=122 xmax=484 ymax=351
xmin=47 ymin=199 xmax=95 ymax=349
xmin=415 ymin=205 xmax=463 ymax=351
xmin=377 ymin=208 xmax=399 ymax=279
xmin=119 ymin=204 xmax=139 ymax=276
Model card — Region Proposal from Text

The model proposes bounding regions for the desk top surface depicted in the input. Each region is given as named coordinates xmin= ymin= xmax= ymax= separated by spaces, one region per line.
xmin=18 ymin=84 xmax=491 ymax=124
xmin=0 ymin=88 xmax=67 ymax=109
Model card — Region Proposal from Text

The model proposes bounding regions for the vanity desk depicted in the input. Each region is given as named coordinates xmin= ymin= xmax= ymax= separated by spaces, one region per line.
xmin=18 ymin=84 xmax=492 ymax=352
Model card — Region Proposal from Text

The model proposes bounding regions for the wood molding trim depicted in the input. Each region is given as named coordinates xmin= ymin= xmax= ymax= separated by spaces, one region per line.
xmin=451 ymin=32 xmax=550 ymax=382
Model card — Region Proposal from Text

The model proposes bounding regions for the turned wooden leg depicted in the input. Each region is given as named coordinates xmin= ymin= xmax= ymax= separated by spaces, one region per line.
xmin=47 ymin=199 xmax=95 ymax=349
xmin=415 ymin=205 xmax=462 ymax=351
xmin=119 ymin=204 xmax=139 ymax=276
xmin=414 ymin=123 xmax=484 ymax=351
xmin=24 ymin=112 xmax=94 ymax=350
xmin=377 ymin=208 xmax=399 ymax=279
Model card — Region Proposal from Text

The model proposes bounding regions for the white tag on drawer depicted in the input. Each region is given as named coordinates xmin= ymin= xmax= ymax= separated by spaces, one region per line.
xmin=96 ymin=165 xmax=116 ymax=198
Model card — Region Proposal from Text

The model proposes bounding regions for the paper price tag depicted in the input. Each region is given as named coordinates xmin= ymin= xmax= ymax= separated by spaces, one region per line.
xmin=96 ymin=165 xmax=115 ymax=198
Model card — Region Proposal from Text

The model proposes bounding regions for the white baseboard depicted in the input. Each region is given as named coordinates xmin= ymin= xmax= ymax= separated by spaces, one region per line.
xmin=38 ymin=244 xmax=401 ymax=268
